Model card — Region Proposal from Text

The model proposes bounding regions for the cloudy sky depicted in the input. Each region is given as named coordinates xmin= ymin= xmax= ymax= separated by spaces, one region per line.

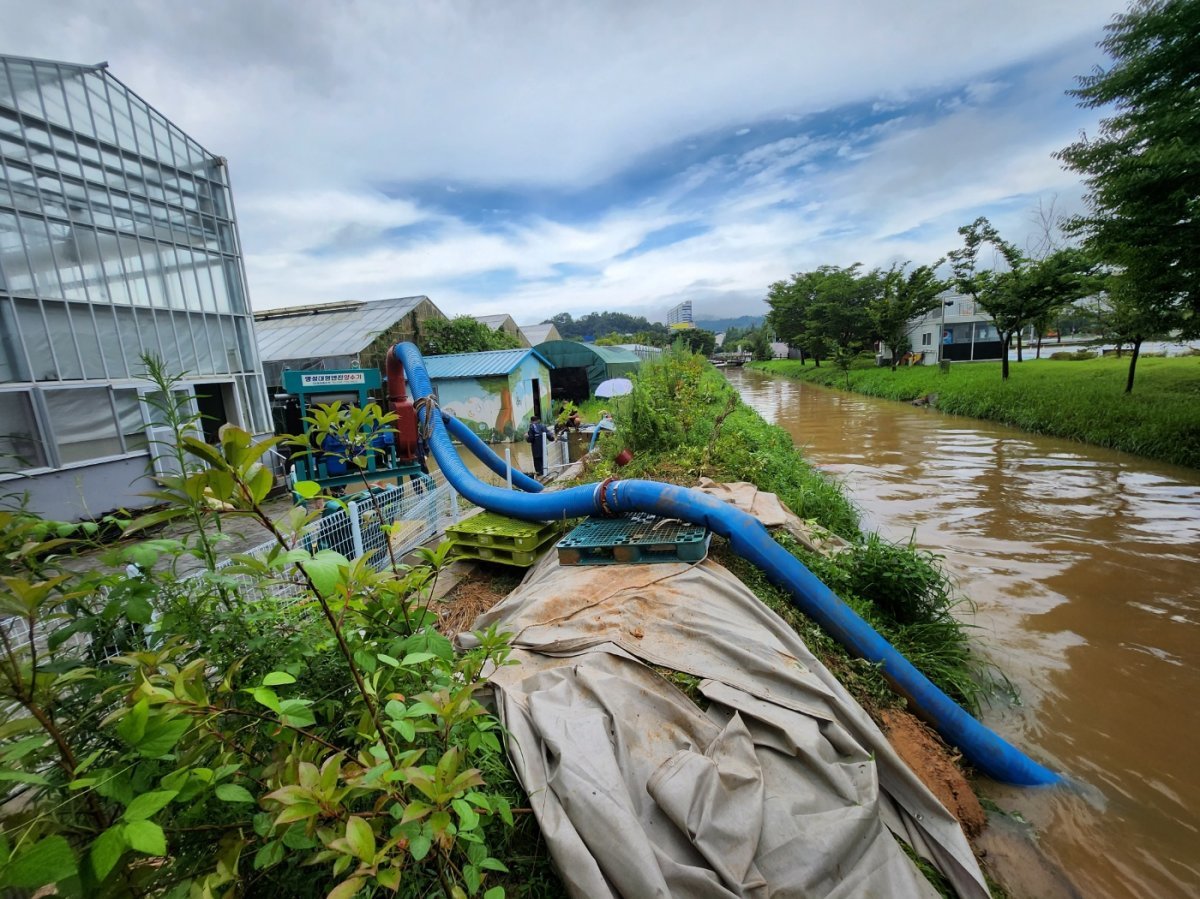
xmin=4 ymin=0 xmax=1124 ymax=324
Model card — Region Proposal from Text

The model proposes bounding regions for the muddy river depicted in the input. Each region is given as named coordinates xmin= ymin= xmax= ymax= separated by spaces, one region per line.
xmin=725 ymin=367 xmax=1200 ymax=899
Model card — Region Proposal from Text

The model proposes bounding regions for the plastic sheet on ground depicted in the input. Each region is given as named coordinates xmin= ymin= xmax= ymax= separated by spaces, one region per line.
xmin=465 ymin=553 xmax=989 ymax=899
xmin=694 ymin=478 xmax=851 ymax=556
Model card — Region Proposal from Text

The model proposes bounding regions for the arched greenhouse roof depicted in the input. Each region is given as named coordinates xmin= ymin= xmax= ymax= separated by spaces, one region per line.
xmin=533 ymin=340 xmax=641 ymax=393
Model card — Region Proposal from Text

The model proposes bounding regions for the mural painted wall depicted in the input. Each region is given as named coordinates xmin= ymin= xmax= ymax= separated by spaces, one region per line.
xmin=432 ymin=355 xmax=552 ymax=442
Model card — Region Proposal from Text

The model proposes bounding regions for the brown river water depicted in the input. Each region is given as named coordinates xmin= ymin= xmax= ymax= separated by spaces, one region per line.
xmin=725 ymin=367 xmax=1200 ymax=899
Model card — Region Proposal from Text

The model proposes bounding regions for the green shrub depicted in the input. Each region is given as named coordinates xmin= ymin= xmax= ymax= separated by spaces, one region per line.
xmin=0 ymin=401 xmax=532 ymax=897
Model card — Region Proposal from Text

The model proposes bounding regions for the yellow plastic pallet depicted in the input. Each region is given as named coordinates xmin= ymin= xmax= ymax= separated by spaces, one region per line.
xmin=449 ymin=528 xmax=559 ymax=568
xmin=446 ymin=511 xmax=558 ymax=552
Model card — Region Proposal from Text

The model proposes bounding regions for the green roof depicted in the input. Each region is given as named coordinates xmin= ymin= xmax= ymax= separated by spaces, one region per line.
xmin=534 ymin=340 xmax=641 ymax=394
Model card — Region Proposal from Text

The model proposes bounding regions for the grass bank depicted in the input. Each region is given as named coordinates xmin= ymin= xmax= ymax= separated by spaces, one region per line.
xmin=751 ymin=355 xmax=1200 ymax=469
xmin=589 ymin=348 xmax=997 ymax=715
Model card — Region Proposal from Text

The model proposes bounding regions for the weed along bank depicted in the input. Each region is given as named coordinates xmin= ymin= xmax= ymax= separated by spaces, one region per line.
xmin=1 ymin=342 xmax=1071 ymax=898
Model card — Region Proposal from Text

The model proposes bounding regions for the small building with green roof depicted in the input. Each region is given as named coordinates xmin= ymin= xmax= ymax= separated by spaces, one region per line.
xmin=533 ymin=341 xmax=641 ymax=403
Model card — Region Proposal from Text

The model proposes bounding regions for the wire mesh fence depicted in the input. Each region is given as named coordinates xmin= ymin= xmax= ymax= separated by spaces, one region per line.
xmin=2 ymin=470 xmax=463 ymax=652
xmin=204 ymin=470 xmax=460 ymax=607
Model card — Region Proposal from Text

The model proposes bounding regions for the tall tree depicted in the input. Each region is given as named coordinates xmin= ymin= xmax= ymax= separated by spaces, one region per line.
xmin=767 ymin=265 xmax=879 ymax=367
xmin=868 ymin=262 xmax=947 ymax=370
xmin=673 ymin=328 xmax=718 ymax=357
xmin=1056 ymin=0 xmax=1199 ymax=390
xmin=948 ymin=218 xmax=1092 ymax=380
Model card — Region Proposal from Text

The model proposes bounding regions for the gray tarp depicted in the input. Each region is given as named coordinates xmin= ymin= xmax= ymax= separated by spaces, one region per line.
xmin=466 ymin=554 xmax=989 ymax=898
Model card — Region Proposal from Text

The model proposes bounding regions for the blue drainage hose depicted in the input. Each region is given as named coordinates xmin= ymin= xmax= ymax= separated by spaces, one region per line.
xmin=439 ymin=412 xmax=543 ymax=493
xmin=396 ymin=343 xmax=1060 ymax=786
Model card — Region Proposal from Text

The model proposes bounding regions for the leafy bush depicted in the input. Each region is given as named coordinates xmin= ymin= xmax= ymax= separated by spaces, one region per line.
xmin=0 ymin=395 xmax=528 ymax=897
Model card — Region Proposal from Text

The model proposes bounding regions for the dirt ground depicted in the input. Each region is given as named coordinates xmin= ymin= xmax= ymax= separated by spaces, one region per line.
xmin=880 ymin=708 xmax=987 ymax=838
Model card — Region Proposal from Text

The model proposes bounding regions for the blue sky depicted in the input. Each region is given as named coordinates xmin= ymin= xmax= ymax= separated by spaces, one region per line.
xmin=3 ymin=0 xmax=1126 ymax=324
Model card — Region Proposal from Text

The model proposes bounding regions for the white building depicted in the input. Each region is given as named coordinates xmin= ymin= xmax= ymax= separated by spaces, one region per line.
xmin=667 ymin=300 xmax=693 ymax=328
xmin=882 ymin=294 xmax=1004 ymax=366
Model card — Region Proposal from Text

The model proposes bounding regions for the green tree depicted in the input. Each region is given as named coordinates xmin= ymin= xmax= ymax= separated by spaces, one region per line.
xmin=547 ymin=311 xmax=669 ymax=342
xmin=767 ymin=265 xmax=879 ymax=367
xmin=948 ymin=219 xmax=1092 ymax=380
xmin=868 ymin=262 xmax=947 ymax=370
xmin=673 ymin=328 xmax=718 ymax=357
xmin=417 ymin=315 xmax=522 ymax=355
xmin=749 ymin=328 xmax=775 ymax=362
xmin=1056 ymin=0 xmax=1199 ymax=390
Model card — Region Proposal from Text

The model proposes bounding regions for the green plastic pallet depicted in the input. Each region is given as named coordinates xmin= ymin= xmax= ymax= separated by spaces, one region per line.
xmin=446 ymin=511 xmax=558 ymax=552
xmin=557 ymin=513 xmax=711 ymax=566
xmin=449 ymin=528 xmax=559 ymax=567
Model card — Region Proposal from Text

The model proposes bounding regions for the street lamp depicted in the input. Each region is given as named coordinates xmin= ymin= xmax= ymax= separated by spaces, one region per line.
xmin=938 ymin=299 xmax=955 ymax=363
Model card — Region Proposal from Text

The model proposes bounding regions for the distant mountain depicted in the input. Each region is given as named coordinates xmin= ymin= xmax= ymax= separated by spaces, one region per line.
xmin=694 ymin=315 xmax=764 ymax=333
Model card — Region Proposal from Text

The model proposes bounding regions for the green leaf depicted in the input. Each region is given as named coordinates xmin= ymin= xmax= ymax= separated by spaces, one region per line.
xmin=126 ymin=594 xmax=153 ymax=625
xmin=0 ymin=769 xmax=50 ymax=786
xmin=464 ymin=864 xmax=481 ymax=896
xmin=253 ymin=812 xmax=274 ymax=838
xmin=391 ymin=719 xmax=416 ymax=742
xmin=494 ymin=794 xmax=513 ymax=827
xmin=215 ymin=783 xmax=256 ymax=804
xmin=408 ymin=832 xmax=432 ymax=861
xmin=249 ymin=686 xmax=282 ymax=713
xmin=1 ymin=835 xmax=77 ymax=889
xmin=279 ymin=702 xmax=317 ymax=729
xmin=293 ymin=480 xmax=321 ymax=499
xmin=483 ymin=888 xmax=505 ymax=899
xmin=479 ymin=857 xmax=509 ymax=873
xmin=376 ymin=866 xmax=401 ymax=890
xmin=124 ymin=819 xmax=167 ymax=856
xmin=253 ymin=839 xmax=285 ymax=870
xmin=0 ymin=735 xmax=47 ymax=763
xmin=248 ymin=464 xmax=274 ymax=504
xmin=376 ymin=653 xmax=400 ymax=668
xmin=400 ymin=651 xmax=436 ymax=666
xmin=326 ymin=877 xmax=366 ymax=899
xmin=452 ymin=798 xmax=480 ymax=832
xmin=125 ymin=544 xmax=160 ymax=569
xmin=180 ymin=436 xmax=226 ymax=469
xmin=302 ymin=554 xmax=340 ymax=595
xmin=344 ymin=815 xmax=375 ymax=864
xmin=123 ymin=789 xmax=177 ymax=822
xmin=137 ymin=717 xmax=190 ymax=758
xmin=123 ymin=506 xmax=187 ymax=535
xmin=262 ymin=671 xmax=297 ymax=686
xmin=89 ymin=826 xmax=127 ymax=882
xmin=282 ymin=826 xmax=317 ymax=850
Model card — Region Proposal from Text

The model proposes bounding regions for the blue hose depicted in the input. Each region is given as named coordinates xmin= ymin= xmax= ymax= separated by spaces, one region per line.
xmin=395 ymin=343 xmax=1061 ymax=786
xmin=439 ymin=412 xmax=543 ymax=493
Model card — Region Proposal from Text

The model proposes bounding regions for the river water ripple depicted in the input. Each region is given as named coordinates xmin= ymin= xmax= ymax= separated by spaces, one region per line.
xmin=726 ymin=367 xmax=1200 ymax=898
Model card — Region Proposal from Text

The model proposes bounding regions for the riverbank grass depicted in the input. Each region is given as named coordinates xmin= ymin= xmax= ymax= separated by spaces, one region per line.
xmin=752 ymin=355 xmax=1200 ymax=469
xmin=592 ymin=347 xmax=997 ymax=714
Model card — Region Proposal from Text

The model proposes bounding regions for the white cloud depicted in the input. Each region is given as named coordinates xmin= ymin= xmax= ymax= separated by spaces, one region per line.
xmin=0 ymin=0 xmax=1127 ymax=321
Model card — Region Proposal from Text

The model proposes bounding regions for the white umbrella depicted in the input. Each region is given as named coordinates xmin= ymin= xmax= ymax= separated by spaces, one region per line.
xmin=594 ymin=377 xmax=633 ymax=398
